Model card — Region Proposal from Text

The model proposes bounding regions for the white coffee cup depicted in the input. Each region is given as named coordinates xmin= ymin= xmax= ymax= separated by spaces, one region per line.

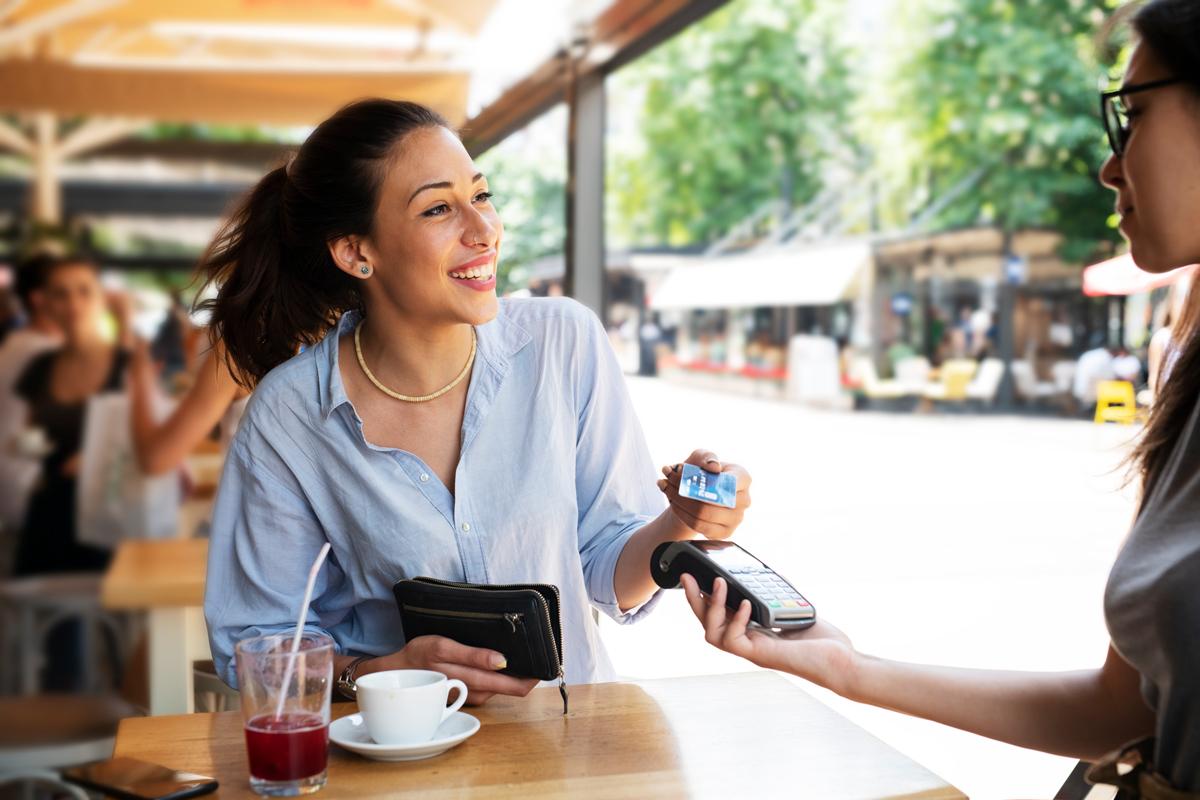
xmin=355 ymin=669 xmax=468 ymax=746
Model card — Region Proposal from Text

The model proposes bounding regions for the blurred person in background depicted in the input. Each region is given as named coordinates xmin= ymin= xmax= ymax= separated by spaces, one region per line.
xmin=1113 ymin=345 xmax=1144 ymax=385
xmin=12 ymin=257 xmax=128 ymax=577
xmin=0 ymin=255 xmax=63 ymax=568
xmin=127 ymin=335 xmax=249 ymax=477
xmin=0 ymin=284 xmax=16 ymax=343
xmin=1073 ymin=332 xmax=1118 ymax=410
xmin=148 ymin=289 xmax=191 ymax=385
xmin=682 ymin=0 xmax=1200 ymax=792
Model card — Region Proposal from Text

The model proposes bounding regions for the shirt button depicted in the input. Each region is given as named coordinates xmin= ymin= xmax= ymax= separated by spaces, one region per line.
xmin=419 ymin=473 xmax=430 ymax=483
xmin=461 ymin=522 xmax=471 ymax=533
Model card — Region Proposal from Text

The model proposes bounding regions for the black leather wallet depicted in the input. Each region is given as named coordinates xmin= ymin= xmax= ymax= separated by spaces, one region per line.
xmin=392 ymin=576 xmax=568 ymax=713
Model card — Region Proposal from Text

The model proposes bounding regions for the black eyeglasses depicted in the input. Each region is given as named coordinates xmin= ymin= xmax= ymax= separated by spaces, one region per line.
xmin=1101 ymin=77 xmax=1183 ymax=157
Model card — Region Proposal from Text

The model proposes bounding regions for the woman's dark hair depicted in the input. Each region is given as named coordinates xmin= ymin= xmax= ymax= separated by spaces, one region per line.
xmin=14 ymin=253 xmax=56 ymax=309
xmin=195 ymin=99 xmax=450 ymax=387
xmin=37 ymin=255 xmax=100 ymax=287
xmin=1124 ymin=0 xmax=1200 ymax=503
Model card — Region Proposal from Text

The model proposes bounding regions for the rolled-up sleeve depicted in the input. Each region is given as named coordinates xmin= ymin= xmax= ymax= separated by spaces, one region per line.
xmin=572 ymin=310 xmax=667 ymax=624
xmin=204 ymin=425 xmax=351 ymax=687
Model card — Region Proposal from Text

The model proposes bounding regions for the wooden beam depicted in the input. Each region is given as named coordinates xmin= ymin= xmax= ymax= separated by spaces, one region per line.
xmin=0 ymin=0 xmax=27 ymax=21
xmin=0 ymin=59 xmax=470 ymax=126
xmin=31 ymin=111 xmax=60 ymax=224
xmin=0 ymin=116 xmax=32 ymax=156
xmin=463 ymin=0 xmax=732 ymax=155
xmin=51 ymin=0 xmax=494 ymax=33
xmin=57 ymin=116 xmax=147 ymax=160
xmin=0 ymin=0 xmax=124 ymax=52
xmin=70 ymin=52 xmax=470 ymax=74
xmin=564 ymin=70 xmax=606 ymax=316
xmin=382 ymin=0 xmax=472 ymax=35
xmin=87 ymin=137 xmax=292 ymax=167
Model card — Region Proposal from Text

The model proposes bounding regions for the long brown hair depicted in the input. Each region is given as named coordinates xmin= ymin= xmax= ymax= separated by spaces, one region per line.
xmin=195 ymin=99 xmax=449 ymax=388
xmin=1125 ymin=0 xmax=1200 ymax=504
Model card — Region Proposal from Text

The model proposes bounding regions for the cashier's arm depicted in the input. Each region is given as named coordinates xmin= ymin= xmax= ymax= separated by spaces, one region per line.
xmin=684 ymin=577 xmax=1155 ymax=761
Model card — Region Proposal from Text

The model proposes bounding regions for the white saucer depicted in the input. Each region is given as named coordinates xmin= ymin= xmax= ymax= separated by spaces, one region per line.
xmin=329 ymin=712 xmax=480 ymax=762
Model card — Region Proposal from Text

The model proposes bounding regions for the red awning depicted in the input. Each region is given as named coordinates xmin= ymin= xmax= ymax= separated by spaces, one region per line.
xmin=1083 ymin=254 xmax=1195 ymax=297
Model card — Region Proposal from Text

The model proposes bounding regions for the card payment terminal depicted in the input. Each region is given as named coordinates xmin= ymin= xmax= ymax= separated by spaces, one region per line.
xmin=651 ymin=540 xmax=816 ymax=630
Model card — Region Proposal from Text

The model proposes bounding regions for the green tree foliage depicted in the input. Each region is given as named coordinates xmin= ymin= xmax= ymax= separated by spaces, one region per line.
xmin=144 ymin=122 xmax=293 ymax=143
xmin=865 ymin=0 xmax=1123 ymax=260
xmin=608 ymin=0 xmax=857 ymax=248
xmin=475 ymin=112 xmax=567 ymax=294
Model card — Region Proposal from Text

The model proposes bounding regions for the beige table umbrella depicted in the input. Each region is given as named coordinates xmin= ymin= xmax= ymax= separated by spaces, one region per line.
xmin=0 ymin=0 xmax=495 ymax=222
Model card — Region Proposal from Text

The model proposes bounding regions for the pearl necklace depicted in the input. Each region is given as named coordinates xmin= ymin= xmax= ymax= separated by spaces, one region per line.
xmin=354 ymin=321 xmax=476 ymax=403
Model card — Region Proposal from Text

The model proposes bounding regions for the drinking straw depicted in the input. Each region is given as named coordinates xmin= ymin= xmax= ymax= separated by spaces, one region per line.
xmin=274 ymin=542 xmax=332 ymax=720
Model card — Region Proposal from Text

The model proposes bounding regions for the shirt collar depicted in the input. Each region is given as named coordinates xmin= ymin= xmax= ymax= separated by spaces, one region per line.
xmin=317 ymin=303 xmax=532 ymax=420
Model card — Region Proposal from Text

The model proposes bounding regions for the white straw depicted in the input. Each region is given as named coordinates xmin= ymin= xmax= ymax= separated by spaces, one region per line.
xmin=274 ymin=542 xmax=332 ymax=720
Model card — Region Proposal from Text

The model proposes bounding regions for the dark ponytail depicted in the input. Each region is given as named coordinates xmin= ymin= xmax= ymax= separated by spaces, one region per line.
xmin=195 ymin=99 xmax=450 ymax=387
xmin=1123 ymin=0 xmax=1200 ymax=502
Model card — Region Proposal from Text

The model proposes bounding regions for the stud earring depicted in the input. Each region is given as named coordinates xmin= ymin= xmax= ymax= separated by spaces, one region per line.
xmin=359 ymin=263 xmax=371 ymax=276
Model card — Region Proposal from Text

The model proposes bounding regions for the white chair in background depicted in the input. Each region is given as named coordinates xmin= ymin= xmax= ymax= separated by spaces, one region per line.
xmin=1052 ymin=360 xmax=1078 ymax=395
xmin=894 ymin=357 xmax=932 ymax=394
xmin=0 ymin=574 xmax=136 ymax=696
xmin=850 ymin=356 xmax=906 ymax=402
xmin=1011 ymin=360 xmax=1058 ymax=403
xmin=965 ymin=359 xmax=1006 ymax=407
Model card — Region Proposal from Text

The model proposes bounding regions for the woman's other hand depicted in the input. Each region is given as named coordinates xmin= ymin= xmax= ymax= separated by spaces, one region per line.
xmin=681 ymin=574 xmax=857 ymax=695
xmin=106 ymin=290 xmax=136 ymax=348
xmin=657 ymin=449 xmax=751 ymax=539
xmin=362 ymin=635 xmax=539 ymax=706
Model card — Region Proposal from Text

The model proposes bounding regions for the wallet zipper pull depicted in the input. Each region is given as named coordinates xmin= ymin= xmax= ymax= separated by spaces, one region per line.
xmin=557 ymin=665 xmax=568 ymax=716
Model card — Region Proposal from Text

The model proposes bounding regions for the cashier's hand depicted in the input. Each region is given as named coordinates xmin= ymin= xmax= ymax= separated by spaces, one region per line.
xmin=681 ymin=574 xmax=857 ymax=696
xmin=656 ymin=450 xmax=751 ymax=539
xmin=370 ymin=636 xmax=539 ymax=706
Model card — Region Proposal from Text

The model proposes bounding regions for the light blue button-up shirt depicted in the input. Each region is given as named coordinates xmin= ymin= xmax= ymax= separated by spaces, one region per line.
xmin=204 ymin=297 xmax=665 ymax=687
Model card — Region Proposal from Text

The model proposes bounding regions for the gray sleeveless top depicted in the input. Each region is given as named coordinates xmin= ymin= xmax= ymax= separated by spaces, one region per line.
xmin=1105 ymin=395 xmax=1200 ymax=790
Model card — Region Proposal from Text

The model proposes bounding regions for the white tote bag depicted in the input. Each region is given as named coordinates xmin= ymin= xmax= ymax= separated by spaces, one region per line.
xmin=76 ymin=391 xmax=180 ymax=549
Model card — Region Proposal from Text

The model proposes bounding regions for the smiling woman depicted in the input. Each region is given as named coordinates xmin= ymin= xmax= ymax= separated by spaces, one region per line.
xmin=196 ymin=99 xmax=755 ymax=704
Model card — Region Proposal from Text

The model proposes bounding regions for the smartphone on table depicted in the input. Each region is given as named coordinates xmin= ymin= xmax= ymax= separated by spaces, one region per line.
xmin=63 ymin=757 xmax=218 ymax=800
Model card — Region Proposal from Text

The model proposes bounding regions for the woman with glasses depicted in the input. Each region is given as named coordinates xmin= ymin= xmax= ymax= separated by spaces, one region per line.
xmin=684 ymin=0 xmax=1200 ymax=794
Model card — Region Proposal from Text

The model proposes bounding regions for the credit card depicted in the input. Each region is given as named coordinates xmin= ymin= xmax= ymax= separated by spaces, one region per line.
xmin=678 ymin=463 xmax=738 ymax=509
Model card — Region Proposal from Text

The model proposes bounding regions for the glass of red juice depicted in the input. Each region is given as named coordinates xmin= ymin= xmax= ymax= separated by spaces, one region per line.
xmin=235 ymin=631 xmax=334 ymax=796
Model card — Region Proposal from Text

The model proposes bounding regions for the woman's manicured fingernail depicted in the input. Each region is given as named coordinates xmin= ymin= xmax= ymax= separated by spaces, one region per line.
xmin=492 ymin=657 xmax=507 ymax=670
xmin=705 ymin=458 xmax=719 ymax=465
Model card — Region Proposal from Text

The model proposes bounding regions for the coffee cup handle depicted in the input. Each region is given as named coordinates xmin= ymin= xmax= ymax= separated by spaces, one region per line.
xmin=443 ymin=679 xmax=468 ymax=722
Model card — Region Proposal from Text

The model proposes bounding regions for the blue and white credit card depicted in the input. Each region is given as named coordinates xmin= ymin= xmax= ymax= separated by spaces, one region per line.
xmin=678 ymin=463 xmax=738 ymax=509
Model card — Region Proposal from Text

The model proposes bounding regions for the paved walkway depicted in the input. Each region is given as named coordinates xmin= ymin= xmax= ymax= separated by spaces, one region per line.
xmin=600 ymin=376 xmax=1141 ymax=800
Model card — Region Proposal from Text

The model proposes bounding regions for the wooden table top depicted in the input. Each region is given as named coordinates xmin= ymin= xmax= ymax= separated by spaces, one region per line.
xmin=114 ymin=672 xmax=963 ymax=799
xmin=101 ymin=537 xmax=208 ymax=610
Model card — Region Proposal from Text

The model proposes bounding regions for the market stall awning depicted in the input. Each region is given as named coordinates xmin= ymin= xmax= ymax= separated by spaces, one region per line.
xmin=0 ymin=0 xmax=496 ymax=125
xmin=1082 ymin=253 xmax=1195 ymax=297
xmin=649 ymin=242 xmax=871 ymax=311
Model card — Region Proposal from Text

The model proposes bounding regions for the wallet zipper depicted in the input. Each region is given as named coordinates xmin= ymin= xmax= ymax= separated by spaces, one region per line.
xmin=411 ymin=577 xmax=563 ymax=671
xmin=401 ymin=604 xmax=524 ymax=634
xmin=411 ymin=577 xmax=569 ymax=715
